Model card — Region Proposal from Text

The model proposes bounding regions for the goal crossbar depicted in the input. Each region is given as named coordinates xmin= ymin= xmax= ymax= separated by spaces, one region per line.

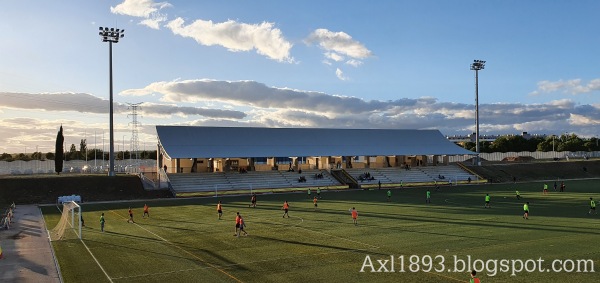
xmin=50 ymin=201 xmax=82 ymax=241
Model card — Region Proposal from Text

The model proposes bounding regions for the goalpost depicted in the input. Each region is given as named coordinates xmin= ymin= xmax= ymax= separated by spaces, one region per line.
xmin=50 ymin=201 xmax=82 ymax=241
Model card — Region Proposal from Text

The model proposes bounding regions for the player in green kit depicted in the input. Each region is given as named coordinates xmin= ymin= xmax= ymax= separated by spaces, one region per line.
xmin=484 ymin=194 xmax=491 ymax=208
xmin=307 ymin=188 xmax=311 ymax=198
xmin=516 ymin=190 xmax=521 ymax=200
xmin=523 ymin=202 xmax=529 ymax=219
xmin=589 ymin=198 xmax=596 ymax=215
xmin=426 ymin=189 xmax=431 ymax=204
xmin=387 ymin=189 xmax=392 ymax=202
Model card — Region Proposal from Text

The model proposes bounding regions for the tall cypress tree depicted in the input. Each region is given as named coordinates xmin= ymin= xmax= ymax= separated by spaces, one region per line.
xmin=55 ymin=125 xmax=64 ymax=175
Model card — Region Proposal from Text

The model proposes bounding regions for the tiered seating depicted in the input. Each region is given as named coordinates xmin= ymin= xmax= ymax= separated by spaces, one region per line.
xmin=168 ymin=170 xmax=343 ymax=194
xmin=279 ymin=170 xmax=341 ymax=188
xmin=345 ymin=165 xmax=479 ymax=185
xmin=373 ymin=167 xmax=432 ymax=183
xmin=419 ymin=166 xmax=479 ymax=182
xmin=168 ymin=172 xmax=230 ymax=192
xmin=224 ymin=171 xmax=292 ymax=190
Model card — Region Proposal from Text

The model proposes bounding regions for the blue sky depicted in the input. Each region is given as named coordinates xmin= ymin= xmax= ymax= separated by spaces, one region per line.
xmin=1 ymin=0 xmax=599 ymax=153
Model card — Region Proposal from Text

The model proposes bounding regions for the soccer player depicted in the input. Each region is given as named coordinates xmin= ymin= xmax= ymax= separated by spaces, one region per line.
xmin=250 ymin=194 xmax=257 ymax=208
xmin=469 ymin=270 xmax=480 ymax=283
xmin=560 ymin=181 xmax=565 ymax=192
xmin=553 ymin=181 xmax=557 ymax=191
xmin=485 ymin=194 xmax=491 ymax=208
xmin=351 ymin=207 xmax=358 ymax=226
xmin=426 ymin=189 xmax=431 ymax=204
xmin=543 ymin=183 xmax=548 ymax=195
xmin=523 ymin=202 xmax=529 ymax=219
xmin=387 ymin=189 xmax=392 ymax=202
xmin=516 ymin=190 xmax=521 ymax=200
xmin=238 ymin=215 xmax=248 ymax=236
xmin=308 ymin=188 xmax=311 ymax=198
xmin=100 ymin=213 xmax=105 ymax=232
xmin=234 ymin=212 xmax=241 ymax=236
xmin=143 ymin=204 xmax=150 ymax=218
xmin=317 ymin=187 xmax=321 ymax=198
xmin=589 ymin=198 xmax=596 ymax=215
xmin=127 ymin=207 xmax=135 ymax=223
xmin=282 ymin=201 xmax=290 ymax=218
xmin=313 ymin=196 xmax=318 ymax=210
xmin=217 ymin=201 xmax=223 ymax=220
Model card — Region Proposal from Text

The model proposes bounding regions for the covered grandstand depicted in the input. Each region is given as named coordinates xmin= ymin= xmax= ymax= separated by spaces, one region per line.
xmin=155 ymin=126 xmax=479 ymax=195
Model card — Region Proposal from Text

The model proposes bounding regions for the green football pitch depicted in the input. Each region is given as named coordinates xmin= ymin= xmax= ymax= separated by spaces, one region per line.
xmin=41 ymin=180 xmax=600 ymax=283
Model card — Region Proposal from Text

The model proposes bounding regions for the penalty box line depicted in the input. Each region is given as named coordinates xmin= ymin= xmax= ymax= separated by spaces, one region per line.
xmin=106 ymin=209 xmax=244 ymax=283
xmin=251 ymin=214 xmax=381 ymax=250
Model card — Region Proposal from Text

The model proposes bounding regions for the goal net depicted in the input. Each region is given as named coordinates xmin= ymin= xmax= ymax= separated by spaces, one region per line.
xmin=50 ymin=201 xmax=82 ymax=241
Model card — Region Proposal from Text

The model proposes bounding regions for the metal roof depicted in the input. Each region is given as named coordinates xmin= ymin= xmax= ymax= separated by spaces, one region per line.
xmin=156 ymin=126 xmax=475 ymax=159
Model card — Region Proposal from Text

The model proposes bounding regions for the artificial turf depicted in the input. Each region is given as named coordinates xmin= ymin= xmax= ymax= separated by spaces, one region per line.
xmin=42 ymin=180 xmax=600 ymax=283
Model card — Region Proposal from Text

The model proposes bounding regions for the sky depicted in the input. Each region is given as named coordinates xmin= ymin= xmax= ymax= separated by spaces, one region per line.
xmin=1 ymin=0 xmax=600 ymax=154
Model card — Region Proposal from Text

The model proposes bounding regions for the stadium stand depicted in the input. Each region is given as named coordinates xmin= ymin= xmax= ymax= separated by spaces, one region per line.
xmin=167 ymin=170 xmax=342 ymax=194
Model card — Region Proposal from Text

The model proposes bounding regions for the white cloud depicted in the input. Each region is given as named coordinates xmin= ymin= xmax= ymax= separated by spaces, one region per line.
xmin=111 ymin=0 xmax=172 ymax=29
xmin=345 ymin=59 xmax=363 ymax=67
xmin=4 ymin=80 xmax=600 ymax=153
xmin=531 ymin=78 xmax=600 ymax=95
xmin=324 ymin=52 xmax=344 ymax=62
xmin=335 ymin=68 xmax=348 ymax=81
xmin=306 ymin=29 xmax=372 ymax=59
xmin=0 ymin=92 xmax=244 ymax=119
xmin=306 ymin=28 xmax=371 ymax=77
xmin=166 ymin=17 xmax=294 ymax=62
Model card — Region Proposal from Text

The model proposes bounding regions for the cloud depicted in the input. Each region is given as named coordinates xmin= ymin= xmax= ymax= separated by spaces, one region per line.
xmin=0 ymin=92 xmax=244 ymax=119
xmin=3 ymin=80 xmax=600 ymax=153
xmin=530 ymin=78 xmax=600 ymax=95
xmin=121 ymin=79 xmax=425 ymax=114
xmin=166 ymin=17 xmax=294 ymax=62
xmin=141 ymin=103 xmax=246 ymax=119
xmin=325 ymin=52 xmax=344 ymax=62
xmin=306 ymin=29 xmax=372 ymax=59
xmin=111 ymin=0 xmax=171 ymax=29
xmin=345 ymin=59 xmax=363 ymax=67
xmin=335 ymin=68 xmax=348 ymax=81
xmin=0 ymin=92 xmax=114 ymax=114
xmin=305 ymin=28 xmax=371 ymax=77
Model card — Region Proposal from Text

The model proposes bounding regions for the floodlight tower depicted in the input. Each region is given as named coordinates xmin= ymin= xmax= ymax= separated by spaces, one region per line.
xmin=99 ymin=27 xmax=125 ymax=176
xmin=470 ymin=59 xmax=485 ymax=166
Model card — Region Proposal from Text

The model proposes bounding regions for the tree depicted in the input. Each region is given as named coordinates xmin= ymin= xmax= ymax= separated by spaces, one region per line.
xmin=0 ymin=153 xmax=13 ymax=161
xmin=55 ymin=125 xmax=64 ymax=174
xmin=31 ymin=151 xmax=44 ymax=160
xmin=80 ymin=139 xmax=87 ymax=159
xmin=46 ymin=152 xmax=55 ymax=160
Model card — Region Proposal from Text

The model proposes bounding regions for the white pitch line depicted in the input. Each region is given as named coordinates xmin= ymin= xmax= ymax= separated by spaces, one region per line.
xmin=106 ymin=209 xmax=244 ymax=283
xmin=251 ymin=214 xmax=381 ymax=250
xmin=112 ymin=247 xmax=373 ymax=280
xmin=54 ymin=205 xmax=114 ymax=283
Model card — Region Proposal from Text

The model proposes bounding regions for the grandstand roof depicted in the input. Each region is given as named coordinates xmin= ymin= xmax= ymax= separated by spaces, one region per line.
xmin=156 ymin=126 xmax=475 ymax=159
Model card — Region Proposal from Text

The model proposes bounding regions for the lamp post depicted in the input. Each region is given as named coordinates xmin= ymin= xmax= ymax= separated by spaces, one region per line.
xmin=470 ymin=59 xmax=485 ymax=166
xmin=99 ymin=27 xmax=125 ymax=176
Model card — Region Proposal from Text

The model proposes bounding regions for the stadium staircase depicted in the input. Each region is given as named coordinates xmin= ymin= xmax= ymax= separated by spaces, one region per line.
xmin=330 ymin=169 xmax=359 ymax=189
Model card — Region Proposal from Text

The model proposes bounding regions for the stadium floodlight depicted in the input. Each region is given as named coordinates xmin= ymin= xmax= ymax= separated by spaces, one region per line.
xmin=470 ymin=59 xmax=485 ymax=166
xmin=98 ymin=27 xmax=125 ymax=176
